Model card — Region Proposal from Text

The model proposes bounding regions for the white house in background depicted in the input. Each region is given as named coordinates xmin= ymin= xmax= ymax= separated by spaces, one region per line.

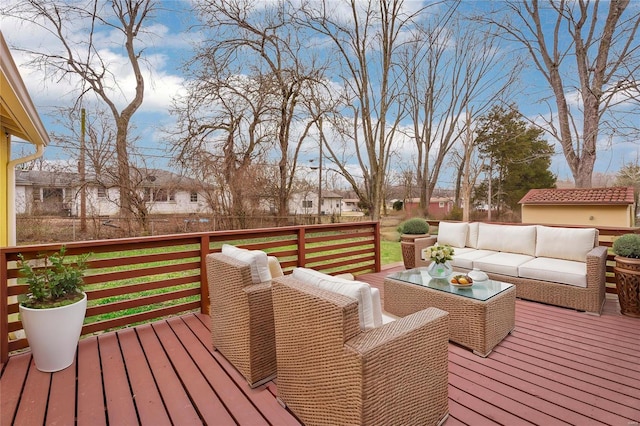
xmin=342 ymin=198 xmax=360 ymax=212
xmin=15 ymin=168 xmax=212 ymax=217
xmin=288 ymin=190 xmax=343 ymax=216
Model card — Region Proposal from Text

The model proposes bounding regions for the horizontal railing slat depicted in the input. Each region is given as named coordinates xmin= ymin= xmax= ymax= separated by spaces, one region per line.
xmin=87 ymin=275 xmax=200 ymax=300
xmin=85 ymin=287 xmax=200 ymax=318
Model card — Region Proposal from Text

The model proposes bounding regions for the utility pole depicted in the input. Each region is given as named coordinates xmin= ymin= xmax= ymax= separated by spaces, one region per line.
xmin=79 ymin=108 xmax=86 ymax=231
xmin=317 ymin=129 xmax=323 ymax=223
xmin=487 ymin=158 xmax=492 ymax=222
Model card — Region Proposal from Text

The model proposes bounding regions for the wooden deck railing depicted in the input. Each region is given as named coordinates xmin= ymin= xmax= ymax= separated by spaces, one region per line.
xmin=1 ymin=221 xmax=381 ymax=363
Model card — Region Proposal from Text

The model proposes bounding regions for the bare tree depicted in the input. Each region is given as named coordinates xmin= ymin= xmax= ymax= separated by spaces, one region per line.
xmin=455 ymin=109 xmax=485 ymax=222
xmin=3 ymin=0 xmax=155 ymax=234
xmin=298 ymin=0 xmax=437 ymax=220
xmin=399 ymin=12 xmax=520 ymax=216
xmin=483 ymin=0 xmax=640 ymax=187
xmin=171 ymin=71 xmax=273 ymax=225
xmin=51 ymin=106 xmax=117 ymax=178
xmin=178 ymin=0 xmax=326 ymax=222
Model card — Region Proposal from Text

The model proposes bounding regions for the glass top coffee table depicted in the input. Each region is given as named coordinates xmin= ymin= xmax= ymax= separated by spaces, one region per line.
xmin=384 ymin=268 xmax=515 ymax=357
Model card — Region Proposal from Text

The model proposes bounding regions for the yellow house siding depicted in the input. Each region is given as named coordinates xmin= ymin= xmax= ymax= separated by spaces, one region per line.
xmin=0 ymin=132 xmax=8 ymax=246
xmin=1 ymin=32 xmax=49 ymax=246
xmin=521 ymin=204 xmax=633 ymax=227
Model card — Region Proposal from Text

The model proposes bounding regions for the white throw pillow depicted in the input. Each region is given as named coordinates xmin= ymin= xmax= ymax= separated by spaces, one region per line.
xmin=292 ymin=267 xmax=380 ymax=330
xmin=535 ymin=226 xmax=596 ymax=262
xmin=221 ymin=244 xmax=272 ymax=283
xmin=437 ymin=222 xmax=469 ymax=248
xmin=477 ymin=224 xmax=537 ymax=256
xmin=467 ymin=222 xmax=480 ymax=248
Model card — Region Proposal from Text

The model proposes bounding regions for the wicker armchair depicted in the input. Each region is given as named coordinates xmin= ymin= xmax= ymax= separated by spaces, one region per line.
xmin=206 ymin=252 xmax=278 ymax=388
xmin=272 ymin=276 xmax=450 ymax=426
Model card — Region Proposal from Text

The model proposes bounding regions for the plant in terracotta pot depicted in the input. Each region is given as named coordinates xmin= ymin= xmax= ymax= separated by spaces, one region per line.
xmin=612 ymin=233 xmax=640 ymax=318
xmin=17 ymin=246 xmax=90 ymax=371
xmin=398 ymin=218 xmax=430 ymax=269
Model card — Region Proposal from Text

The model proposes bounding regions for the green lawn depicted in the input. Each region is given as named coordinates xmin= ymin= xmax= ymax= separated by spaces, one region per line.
xmin=381 ymin=240 xmax=402 ymax=264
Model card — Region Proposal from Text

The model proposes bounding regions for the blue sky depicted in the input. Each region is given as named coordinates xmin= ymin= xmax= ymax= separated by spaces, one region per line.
xmin=2 ymin=0 xmax=638 ymax=188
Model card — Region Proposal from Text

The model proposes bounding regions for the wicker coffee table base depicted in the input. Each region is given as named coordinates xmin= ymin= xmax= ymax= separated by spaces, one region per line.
xmin=384 ymin=277 xmax=516 ymax=357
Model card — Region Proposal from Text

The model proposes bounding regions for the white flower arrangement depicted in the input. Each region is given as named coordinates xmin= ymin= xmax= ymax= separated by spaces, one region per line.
xmin=422 ymin=243 xmax=454 ymax=264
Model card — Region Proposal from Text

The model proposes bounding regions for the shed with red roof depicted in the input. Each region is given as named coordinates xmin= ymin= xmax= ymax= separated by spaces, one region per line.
xmin=519 ymin=186 xmax=636 ymax=227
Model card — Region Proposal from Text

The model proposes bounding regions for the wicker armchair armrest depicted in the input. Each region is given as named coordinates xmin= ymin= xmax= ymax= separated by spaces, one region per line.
xmin=415 ymin=235 xmax=438 ymax=268
xmin=242 ymin=281 xmax=273 ymax=316
xmin=586 ymin=245 xmax=608 ymax=291
xmin=345 ymin=308 xmax=450 ymax=425
xmin=346 ymin=307 xmax=448 ymax=354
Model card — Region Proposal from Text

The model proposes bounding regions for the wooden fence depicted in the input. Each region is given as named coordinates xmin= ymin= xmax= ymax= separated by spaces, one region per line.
xmin=1 ymin=222 xmax=381 ymax=363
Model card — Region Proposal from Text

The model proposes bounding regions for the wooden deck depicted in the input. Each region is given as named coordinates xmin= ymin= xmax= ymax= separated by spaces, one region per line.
xmin=2 ymin=267 xmax=639 ymax=425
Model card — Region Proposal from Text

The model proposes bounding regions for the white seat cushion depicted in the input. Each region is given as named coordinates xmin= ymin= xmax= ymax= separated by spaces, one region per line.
xmin=474 ymin=252 xmax=535 ymax=277
xmin=221 ymin=244 xmax=271 ymax=283
xmin=519 ymin=257 xmax=587 ymax=288
xmin=436 ymin=222 xmax=469 ymax=248
xmin=292 ymin=268 xmax=381 ymax=330
xmin=536 ymin=226 xmax=596 ymax=262
xmin=452 ymin=249 xmax=497 ymax=269
xmin=477 ymin=223 xmax=537 ymax=256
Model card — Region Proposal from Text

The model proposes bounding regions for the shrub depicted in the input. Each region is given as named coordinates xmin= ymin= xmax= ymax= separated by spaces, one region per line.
xmin=444 ymin=206 xmax=463 ymax=221
xmin=613 ymin=233 xmax=640 ymax=259
xmin=18 ymin=246 xmax=90 ymax=309
xmin=397 ymin=217 xmax=429 ymax=235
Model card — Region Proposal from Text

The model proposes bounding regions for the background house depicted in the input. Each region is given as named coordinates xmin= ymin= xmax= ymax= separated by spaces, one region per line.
xmin=519 ymin=186 xmax=636 ymax=227
xmin=16 ymin=168 xmax=212 ymax=217
xmin=402 ymin=197 xmax=454 ymax=219
xmin=288 ymin=191 xmax=343 ymax=216
xmin=342 ymin=198 xmax=360 ymax=212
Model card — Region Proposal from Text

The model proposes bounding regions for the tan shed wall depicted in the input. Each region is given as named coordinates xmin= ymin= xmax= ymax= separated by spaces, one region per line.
xmin=521 ymin=204 xmax=634 ymax=227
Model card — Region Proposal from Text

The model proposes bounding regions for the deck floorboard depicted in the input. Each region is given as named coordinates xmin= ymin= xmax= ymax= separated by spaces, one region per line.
xmin=1 ymin=266 xmax=639 ymax=425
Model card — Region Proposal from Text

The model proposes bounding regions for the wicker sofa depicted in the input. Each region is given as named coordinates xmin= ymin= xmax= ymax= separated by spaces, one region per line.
xmin=271 ymin=275 xmax=450 ymax=426
xmin=415 ymin=222 xmax=608 ymax=315
xmin=205 ymin=248 xmax=283 ymax=388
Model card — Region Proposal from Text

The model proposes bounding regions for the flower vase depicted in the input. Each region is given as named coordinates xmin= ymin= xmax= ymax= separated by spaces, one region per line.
xmin=427 ymin=261 xmax=453 ymax=279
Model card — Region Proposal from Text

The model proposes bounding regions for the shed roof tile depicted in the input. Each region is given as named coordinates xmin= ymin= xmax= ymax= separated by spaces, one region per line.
xmin=518 ymin=186 xmax=635 ymax=205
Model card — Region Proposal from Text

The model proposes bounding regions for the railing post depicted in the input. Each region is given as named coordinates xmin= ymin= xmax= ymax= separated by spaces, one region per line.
xmin=298 ymin=227 xmax=306 ymax=267
xmin=374 ymin=221 xmax=381 ymax=272
xmin=1 ymin=249 xmax=8 ymax=363
xmin=200 ymin=234 xmax=210 ymax=315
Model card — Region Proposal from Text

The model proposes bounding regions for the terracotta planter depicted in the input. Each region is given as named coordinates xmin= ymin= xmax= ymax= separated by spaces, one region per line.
xmin=613 ymin=256 xmax=640 ymax=318
xmin=400 ymin=234 xmax=428 ymax=269
xmin=19 ymin=293 xmax=87 ymax=372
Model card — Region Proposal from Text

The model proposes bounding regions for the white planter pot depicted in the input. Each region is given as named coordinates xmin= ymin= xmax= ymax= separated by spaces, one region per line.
xmin=19 ymin=293 xmax=87 ymax=372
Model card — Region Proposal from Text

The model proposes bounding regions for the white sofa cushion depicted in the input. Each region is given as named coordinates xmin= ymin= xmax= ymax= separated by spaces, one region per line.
xmin=535 ymin=226 xmax=596 ymax=262
xmin=452 ymin=249 xmax=497 ymax=269
xmin=437 ymin=222 xmax=469 ymax=248
xmin=519 ymin=257 xmax=587 ymax=288
xmin=477 ymin=223 xmax=537 ymax=256
xmin=474 ymin=252 xmax=535 ymax=277
xmin=221 ymin=244 xmax=271 ymax=283
xmin=292 ymin=267 xmax=381 ymax=330
xmin=467 ymin=222 xmax=480 ymax=248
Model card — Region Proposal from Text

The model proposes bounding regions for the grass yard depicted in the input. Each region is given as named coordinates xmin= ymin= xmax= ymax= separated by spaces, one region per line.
xmin=381 ymin=240 xmax=402 ymax=265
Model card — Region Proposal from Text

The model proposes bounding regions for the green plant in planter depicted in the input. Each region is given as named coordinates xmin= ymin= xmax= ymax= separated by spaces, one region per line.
xmin=18 ymin=246 xmax=90 ymax=309
xmin=397 ymin=217 xmax=430 ymax=235
xmin=612 ymin=234 xmax=640 ymax=258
